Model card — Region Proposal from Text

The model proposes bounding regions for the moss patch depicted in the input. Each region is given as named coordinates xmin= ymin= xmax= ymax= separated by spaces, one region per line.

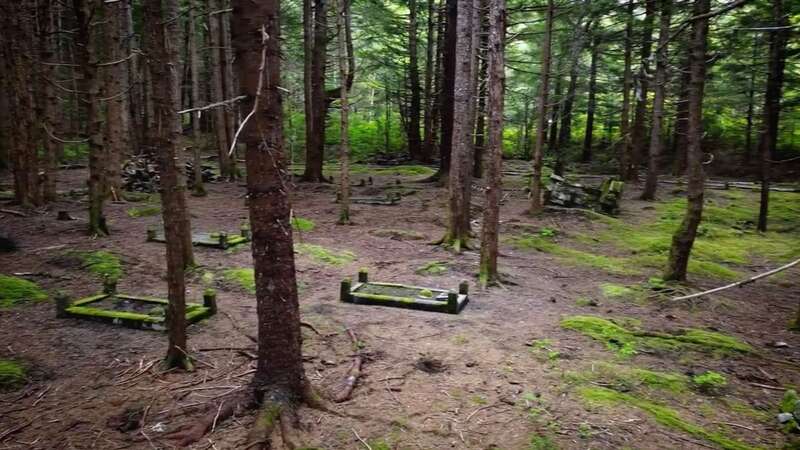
xmin=223 ymin=268 xmax=256 ymax=293
xmin=560 ymin=315 xmax=752 ymax=357
xmin=508 ymin=233 xmax=639 ymax=276
xmin=126 ymin=205 xmax=161 ymax=218
xmin=369 ymin=229 xmax=426 ymax=240
xmin=0 ymin=275 xmax=48 ymax=308
xmin=579 ymin=386 xmax=758 ymax=450
xmin=295 ymin=243 xmax=355 ymax=266
xmin=0 ymin=359 xmax=26 ymax=390
xmin=72 ymin=251 xmax=123 ymax=281
xmin=567 ymin=362 xmax=689 ymax=394
xmin=291 ymin=217 xmax=316 ymax=232
xmin=415 ymin=261 xmax=449 ymax=276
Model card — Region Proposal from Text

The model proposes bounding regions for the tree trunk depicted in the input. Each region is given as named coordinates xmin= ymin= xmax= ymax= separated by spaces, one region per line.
xmin=630 ymin=0 xmax=655 ymax=180
xmin=422 ymin=0 xmax=437 ymax=159
xmin=38 ymin=0 xmax=61 ymax=202
xmin=231 ymin=0 xmax=309 ymax=397
xmin=582 ymin=33 xmax=600 ymax=163
xmin=436 ymin=0 xmax=457 ymax=180
xmin=742 ymin=36 xmax=759 ymax=166
xmin=188 ymin=0 xmax=206 ymax=197
xmin=473 ymin=5 xmax=488 ymax=179
xmin=220 ymin=8 xmax=238 ymax=177
xmin=303 ymin=0 xmax=313 ymax=168
xmin=338 ymin=0 xmax=351 ymax=224
xmin=641 ymin=0 xmax=671 ymax=201
xmin=664 ymin=0 xmax=710 ymax=282
xmin=547 ymin=74 xmax=561 ymax=158
xmin=208 ymin=1 xmax=235 ymax=179
xmin=479 ymin=0 xmax=504 ymax=287
xmin=143 ymin=0 xmax=193 ymax=370
xmin=303 ymin=0 xmax=329 ymax=182
xmin=104 ymin=0 xmax=131 ymax=198
xmin=443 ymin=0 xmax=475 ymax=251
xmin=407 ymin=0 xmax=423 ymax=161
xmin=619 ymin=0 xmax=634 ymax=180
xmin=529 ymin=0 xmax=553 ymax=214
xmin=670 ymin=53 xmax=690 ymax=176
xmin=556 ymin=17 xmax=590 ymax=173
xmin=757 ymin=0 xmax=788 ymax=233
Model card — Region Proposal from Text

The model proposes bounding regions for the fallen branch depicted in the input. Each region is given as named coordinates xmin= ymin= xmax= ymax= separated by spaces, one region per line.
xmin=0 ymin=209 xmax=27 ymax=217
xmin=333 ymin=328 xmax=363 ymax=403
xmin=671 ymin=258 xmax=800 ymax=301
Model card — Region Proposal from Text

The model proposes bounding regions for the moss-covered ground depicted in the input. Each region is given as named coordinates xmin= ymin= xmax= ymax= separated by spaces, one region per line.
xmin=71 ymin=250 xmax=123 ymax=281
xmin=0 ymin=275 xmax=48 ymax=308
xmin=0 ymin=359 xmax=26 ymax=390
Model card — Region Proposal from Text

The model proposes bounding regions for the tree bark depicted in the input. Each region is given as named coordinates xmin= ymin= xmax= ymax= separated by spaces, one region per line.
xmin=208 ymin=0 xmax=235 ymax=179
xmin=231 ymin=0 xmax=309 ymax=397
xmin=104 ymin=0 xmax=131 ymax=198
xmin=641 ymin=0 xmax=671 ymax=201
xmin=630 ymin=0 xmax=656 ymax=180
xmin=443 ymin=0 xmax=475 ymax=251
xmin=670 ymin=52 xmax=690 ymax=176
xmin=619 ymin=0 xmax=634 ymax=180
xmin=742 ymin=36 xmax=759 ymax=166
xmin=664 ymin=0 xmax=710 ymax=282
xmin=479 ymin=0 xmax=504 ymax=287
xmin=302 ymin=0 xmax=329 ymax=182
xmin=436 ymin=0 xmax=458 ymax=180
xmin=529 ymin=0 xmax=553 ymax=214
xmin=473 ymin=4 xmax=488 ymax=179
xmin=188 ymin=0 xmax=206 ymax=197
xmin=220 ymin=7 xmax=238 ymax=176
xmin=143 ymin=0 xmax=193 ymax=370
xmin=38 ymin=0 xmax=61 ymax=202
xmin=757 ymin=0 xmax=788 ymax=232
xmin=338 ymin=0 xmax=351 ymax=224
xmin=422 ymin=0 xmax=437 ymax=159
xmin=582 ymin=32 xmax=600 ymax=163
xmin=407 ymin=0 xmax=423 ymax=161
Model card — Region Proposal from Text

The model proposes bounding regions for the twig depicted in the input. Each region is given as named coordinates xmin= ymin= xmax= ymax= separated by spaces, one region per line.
xmin=0 ymin=419 xmax=33 ymax=441
xmin=352 ymin=428 xmax=372 ymax=450
xmin=0 ymin=209 xmax=26 ymax=217
xmin=228 ymin=26 xmax=269 ymax=157
xmin=749 ymin=382 xmax=784 ymax=391
xmin=211 ymin=401 xmax=224 ymax=433
xmin=333 ymin=328 xmax=363 ymax=403
xmin=177 ymin=96 xmax=247 ymax=115
xmin=710 ymin=422 xmax=754 ymax=431
xmin=672 ymin=258 xmax=800 ymax=301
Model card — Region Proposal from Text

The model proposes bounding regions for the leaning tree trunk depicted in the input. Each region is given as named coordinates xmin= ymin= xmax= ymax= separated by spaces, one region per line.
xmin=619 ymin=0 xmax=634 ymax=180
xmin=664 ymin=0 xmax=710 ymax=282
xmin=757 ymin=0 xmax=788 ymax=233
xmin=479 ymin=0 xmax=504 ymax=287
xmin=629 ymin=0 xmax=655 ymax=180
xmin=443 ymin=0 xmax=475 ymax=251
xmin=142 ymin=0 xmax=193 ymax=370
xmin=407 ymin=0 xmax=423 ymax=161
xmin=338 ymin=0 xmax=351 ymax=224
xmin=529 ymin=0 xmax=553 ymax=214
xmin=641 ymin=0 xmax=671 ymax=201
xmin=582 ymin=32 xmax=600 ymax=163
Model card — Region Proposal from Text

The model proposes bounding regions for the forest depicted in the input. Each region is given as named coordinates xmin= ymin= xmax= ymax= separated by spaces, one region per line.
xmin=0 ymin=0 xmax=799 ymax=448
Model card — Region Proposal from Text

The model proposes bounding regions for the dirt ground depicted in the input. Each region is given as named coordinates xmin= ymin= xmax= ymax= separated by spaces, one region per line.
xmin=1 ymin=162 xmax=798 ymax=450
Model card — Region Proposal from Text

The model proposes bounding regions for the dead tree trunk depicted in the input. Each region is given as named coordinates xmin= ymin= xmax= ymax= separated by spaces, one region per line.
xmin=630 ymin=0 xmax=656 ymax=179
xmin=443 ymin=0 xmax=475 ymax=251
xmin=143 ymin=0 xmax=193 ymax=370
xmin=582 ymin=32 xmax=600 ymax=163
xmin=422 ymin=0 xmax=437 ymax=158
xmin=664 ymin=0 xmax=710 ymax=282
xmin=302 ymin=0 xmax=329 ymax=182
xmin=619 ymin=0 xmax=634 ymax=180
xmin=757 ymin=0 xmax=788 ymax=233
xmin=338 ymin=0 xmax=351 ymax=224
xmin=529 ymin=0 xmax=553 ymax=214
xmin=407 ymin=0 xmax=423 ymax=161
xmin=479 ymin=0 xmax=504 ymax=287
xmin=641 ymin=0 xmax=671 ymax=200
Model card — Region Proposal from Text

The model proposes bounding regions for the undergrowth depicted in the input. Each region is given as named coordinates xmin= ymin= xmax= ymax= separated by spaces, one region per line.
xmin=291 ymin=217 xmax=316 ymax=232
xmin=0 ymin=275 xmax=48 ymax=308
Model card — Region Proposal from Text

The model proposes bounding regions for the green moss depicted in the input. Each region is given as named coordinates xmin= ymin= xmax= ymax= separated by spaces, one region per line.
xmin=0 ymin=275 xmax=48 ymax=308
xmin=579 ymin=386 xmax=758 ymax=450
xmin=692 ymin=371 xmax=727 ymax=393
xmin=560 ymin=315 xmax=752 ymax=357
xmin=369 ymin=228 xmax=426 ymax=240
xmin=65 ymin=306 xmax=162 ymax=323
xmin=223 ymin=268 xmax=256 ymax=293
xmin=72 ymin=250 xmax=123 ymax=281
xmin=601 ymin=283 xmax=636 ymax=298
xmin=126 ymin=205 xmax=161 ymax=217
xmin=291 ymin=217 xmax=316 ymax=232
xmin=529 ymin=435 xmax=558 ymax=450
xmin=366 ymin=440 xmax=392 ymax=450
xmin=295 ymin=243 xmax=355 ymax=266
xmin=415 ymin=261 xmax=449 ymax=275
xmin=508 ymin=233 xmax=639 ymax=275
xmin=0 ymin=359 xmax=26 ymax=390
xmin=566 ymin=362 xmax=689 ymax=394
xmin=780 ymin=390 xmax=799 ymax=414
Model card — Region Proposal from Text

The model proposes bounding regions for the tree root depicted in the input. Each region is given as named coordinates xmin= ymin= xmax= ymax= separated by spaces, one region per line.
xmin=332 ymin=328 xmax=363 ymax=403
xmin=164 ymin=391 xmax=258 ymax=447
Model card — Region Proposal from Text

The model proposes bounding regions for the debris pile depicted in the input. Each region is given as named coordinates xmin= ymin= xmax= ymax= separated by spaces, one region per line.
xmin=545 ymin=174 xmax=624 ymax=215
xmin=122 ymin=155 xmax=218 ymax=192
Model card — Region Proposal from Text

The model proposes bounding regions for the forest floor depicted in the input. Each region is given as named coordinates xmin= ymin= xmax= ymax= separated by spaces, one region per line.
xmin=1 ymin=160 xmax=799 ymax=450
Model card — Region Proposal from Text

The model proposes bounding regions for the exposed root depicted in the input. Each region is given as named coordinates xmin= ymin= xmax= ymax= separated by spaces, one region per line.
xmin=332 ymin=328 xmax=363 ymax=403
xmin=245 ymin=401 xmax=283 ymax=449
xmin=164 ymin=391 xmax=257 ymax=447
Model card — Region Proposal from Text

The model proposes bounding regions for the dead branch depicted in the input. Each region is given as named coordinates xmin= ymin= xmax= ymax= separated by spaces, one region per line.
xmin=0 ymin=209 xmax=27 ymax=217
xmin=671 ymin=258 xmax=800 ymax=301
xmin=333 ymin=328 xmax=363 ymax=403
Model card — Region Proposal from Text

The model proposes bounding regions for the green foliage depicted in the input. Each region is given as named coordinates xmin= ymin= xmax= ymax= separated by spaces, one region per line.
xmin=295 ymin=243 xmax=355 ymax=266
xmin=126 ymin=205 xmax=161 ymax=217
xmin=60 ymin=142 xmax=89 ymax=163
xmin=0 ymin=275 xmax=48 ymax=308
xmin=600 ymin=283 xmax=636 ymax=298
xmin=578 ymin=386 xmax=757 ymax=450
xmin=565 ymin=362 xmax=689 ymax=394
xmin=223 ymin=268 xmax=256 ymax=293
xmin=291 ymin=217 xmax=316 ymax=232
xmin=781 ymin=390 xmax=800 ymax=414
xmin=415 ymin=261 xmax=449 ymax=275
xmin=560 ymin=315 xmax=752 ymax=357
xmin=73 ymin=251 xmax=123 ymax=282
xmin=0 ymin=359 xmax=26 ymax=390
xmin=692 ymin=371 xmax=728 ymax=393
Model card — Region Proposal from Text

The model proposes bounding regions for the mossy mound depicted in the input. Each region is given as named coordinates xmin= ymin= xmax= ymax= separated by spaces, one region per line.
xmin=579 ymin=386 xmax=758 ymax=450
xmin=126 ymin=205 xmax=161 ymax=218
xmin=295 ymin=243 xmax=355 ymax=266
xmin=0 ymin=275 xmax=48 ymax=308
xmin=415 ymin=261 xmax=449 ymax=276
xmin=291 ymin=217 xmax=316 ymax=232
xmin=561 ymin=315 xmax=752 ymax=357
xmin=566 ymin=362 xmax=689 ymax=394
xmin=71 ymin=251 xmax=123 ymax=281
xmin=222 ymin=268 xmax=256 ymax=293
xmin=0 ymin=359 xmax=26 ymax=390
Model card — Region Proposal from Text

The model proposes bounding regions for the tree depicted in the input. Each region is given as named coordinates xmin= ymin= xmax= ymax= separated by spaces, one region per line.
xmin=338 ymin=0 xmax=352 ymax=224
xmin=407 ymin=0 xmax=423 ymax=160
xmin=641 ymin=0 xmax=671 ymax=201
xmin=479 ymin=0 xmax=505 ymax=287
xmin=142 ymin=0 xmax=194 ymax=370
xmin=422 ymin=0 xmax=437 ymax=157
xmin=303 ymin=0 xmax=330 ymax=182
xmin=188 ymin=0 xmax=207 ymax=197
xmin=37 ymin=0 xmax=62 ymax=202
xmin=630 ymin=0 xmax=656 ymax=179
xmin=619 ymin=0 xmax=634 ymax=180
xmin=756 ymin=0 xmax=789 ymax=232
xmin=208 ymin=0 xmax=236 ymax=179
xmin=103 ymin=0 xmax=131 ymax=197
xmin=664 ymin=0 xmax=710 ymax=282
xmin=529 ymin=0 xmax=554 ymax=214
xmin=435 ymin=0 xmax=458 ymax=181
xmin=443 ymin=0 xmax=476 ymax=251
xmin=581 ymin=31 xmax=600 ymax=163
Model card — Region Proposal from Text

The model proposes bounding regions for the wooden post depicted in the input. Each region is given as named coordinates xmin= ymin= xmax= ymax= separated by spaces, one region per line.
xmin=459 ymin=281 xmax=469 ymax=296
xmin=358 ymin=268 xmax=368 ymax=283
xmin=447 ymin=290 xmax=458 ymax=314
xmin=203 ymin=288 xmax=218 ymax=314
xmin=103 ymin=276 xmax=117 ymax=294
xmin=218 ymin=231 xmax=228 ymax=248
xmin=55 ymin=291 xmax=70 ymax=318
xmin=340 ymin=278 xmax=352 ymax=302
